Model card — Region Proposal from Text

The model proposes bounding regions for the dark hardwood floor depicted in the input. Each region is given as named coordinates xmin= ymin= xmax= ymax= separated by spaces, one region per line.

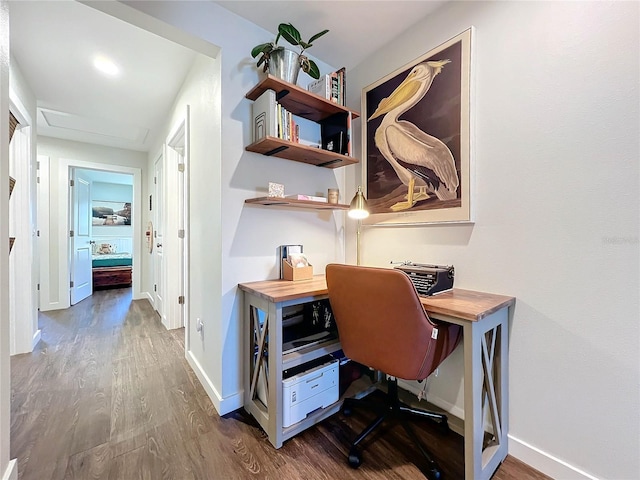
xmin=10 ymin=288 xmax=550 ymax=479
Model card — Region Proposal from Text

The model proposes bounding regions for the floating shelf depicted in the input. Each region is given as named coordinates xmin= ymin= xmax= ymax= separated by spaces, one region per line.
xmin=246 ymin=75 xmax=360 ymax=122
xmin=246 ymin=137 xmax=357 ymax=169
xmin=245 ymin=197 xmax=349 ymax=211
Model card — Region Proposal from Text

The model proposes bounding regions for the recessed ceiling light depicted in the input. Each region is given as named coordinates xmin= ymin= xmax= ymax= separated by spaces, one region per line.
xmin=93 ymin=55 xmax=119 ymax=76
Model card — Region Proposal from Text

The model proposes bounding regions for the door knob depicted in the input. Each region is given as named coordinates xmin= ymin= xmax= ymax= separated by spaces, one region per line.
xmin=156 ymin=243 xmax=162 ymax=248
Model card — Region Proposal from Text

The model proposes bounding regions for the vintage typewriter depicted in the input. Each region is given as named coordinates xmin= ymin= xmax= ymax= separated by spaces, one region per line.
xmin=393 ymin=261 xmax=455 ymax=296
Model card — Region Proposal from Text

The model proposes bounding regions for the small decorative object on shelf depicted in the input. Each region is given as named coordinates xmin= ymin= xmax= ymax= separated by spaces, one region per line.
xmin=328 ymin=189 xmax=339 ymax=204
xmin=251 ymin=23 xmax=329 ymax=83
xmin=268 ymin=182 xmax=285 ymax=198
xmin=286 ymin=194 xmax=327 ymax=203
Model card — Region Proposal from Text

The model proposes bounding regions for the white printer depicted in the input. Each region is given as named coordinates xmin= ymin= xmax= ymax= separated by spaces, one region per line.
xmin=282 ymin=359 xmax=339 ymax=428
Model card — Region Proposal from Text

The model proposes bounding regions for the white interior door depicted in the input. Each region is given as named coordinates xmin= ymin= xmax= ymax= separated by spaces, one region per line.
xmin=70 ymin=169 xmax=92 ymax=305
xmin=153 ymin=154 xmax=165 ymax=323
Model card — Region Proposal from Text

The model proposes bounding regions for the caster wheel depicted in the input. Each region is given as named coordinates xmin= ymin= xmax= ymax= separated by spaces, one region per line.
xmin=347 ymin=449 xmax=362 ymax=469
xmin=423 ymin=465 xmax=442 ymax=480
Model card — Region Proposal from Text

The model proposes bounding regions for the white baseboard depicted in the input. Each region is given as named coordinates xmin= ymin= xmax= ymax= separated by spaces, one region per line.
xmin=508 ymin=435 xmax=600 ymax=480
xmin=32 ymin=329 xmax=41 ymax=349
xmin=185 ymin=350 xmax=243 ymax=416
xmin=2 ymin=459 xmax=17 ymax=480
xmin=143 ymin=292 xmax=154 ymax=304
xmin=397 ymin=380 xmax=599 ymax=479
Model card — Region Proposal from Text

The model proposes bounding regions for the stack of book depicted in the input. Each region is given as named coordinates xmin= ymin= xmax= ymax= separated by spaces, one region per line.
xmin=252 ymin=89 xmax=300 ymax=143
xmin=251 ymin=87 xmax=351 ymax=157
xmin=307 ymin=67 xmax=346 ymax=106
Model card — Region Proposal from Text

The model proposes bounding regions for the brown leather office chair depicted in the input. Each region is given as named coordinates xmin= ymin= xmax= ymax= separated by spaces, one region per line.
xmin=326 ymin=264 xmax=462 ymax=480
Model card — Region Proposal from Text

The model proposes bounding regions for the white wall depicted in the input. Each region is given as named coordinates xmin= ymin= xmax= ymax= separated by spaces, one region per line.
xmin=145 ymin=53 xmax=223 ymax=401
xmin=37 ymin=137 xmax=147 ymax=309
xmin=348 ymin=2 xmax=639 ymax=479
xmin=126 ymin=1 xmax=344 ymax=414
xmin=0 ymin=1 xmax=17 ymax=477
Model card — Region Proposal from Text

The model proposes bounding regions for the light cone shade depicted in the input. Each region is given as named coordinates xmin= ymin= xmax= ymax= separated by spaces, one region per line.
xmin=348 ymin=186 xmax=369 ymax=219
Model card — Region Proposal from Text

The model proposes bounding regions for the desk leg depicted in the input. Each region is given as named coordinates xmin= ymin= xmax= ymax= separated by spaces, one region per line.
xmin=243 ymin=294 xmax=284 ymax=448
xmin=463 ymin=308 xmax=509 ymax=480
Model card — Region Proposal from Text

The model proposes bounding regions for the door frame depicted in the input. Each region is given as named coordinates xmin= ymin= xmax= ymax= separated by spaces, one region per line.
xmin=163 ymin=110 xmax=189 ymax=333
xmin=38 ymin=158 xmax=142 ymax=311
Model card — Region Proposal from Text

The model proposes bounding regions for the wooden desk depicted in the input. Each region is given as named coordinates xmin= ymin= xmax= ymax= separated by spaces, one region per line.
xmin=238 ymin=275 xmax=514 ymax=480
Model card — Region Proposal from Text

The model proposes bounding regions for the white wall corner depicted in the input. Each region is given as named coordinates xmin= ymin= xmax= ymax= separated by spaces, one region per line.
xmin=186 ymin=350 xmax=242 ymax=416
xmin=2 ymin=459 xmax=17 ymax=480
xmin=143 ymin=291 xmax=154 ymax=305
xmin=508 ymin=435 xmax=601 ymax=480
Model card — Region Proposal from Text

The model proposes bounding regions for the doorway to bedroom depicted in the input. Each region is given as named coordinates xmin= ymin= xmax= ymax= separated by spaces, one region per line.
xmin=71 ymin=168 xmax=134 ymax=305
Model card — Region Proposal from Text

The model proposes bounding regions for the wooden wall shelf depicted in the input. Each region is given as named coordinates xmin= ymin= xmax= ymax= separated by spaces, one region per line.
xmin=245 ymin=197 xmax=349 ymax=210
xmin=246 ymin=136 xmax=357 ymax=169
xmin=246 ymin=75 xmax=360 ymax=122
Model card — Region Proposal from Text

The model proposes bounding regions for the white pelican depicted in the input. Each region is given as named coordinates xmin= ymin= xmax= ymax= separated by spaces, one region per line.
xmin=369 ymin=60 xmax=459 ymax=211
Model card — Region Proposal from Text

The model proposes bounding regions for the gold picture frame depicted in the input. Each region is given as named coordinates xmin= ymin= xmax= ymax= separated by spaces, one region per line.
xmin=362 ymin=28 xmax=473 ymax=225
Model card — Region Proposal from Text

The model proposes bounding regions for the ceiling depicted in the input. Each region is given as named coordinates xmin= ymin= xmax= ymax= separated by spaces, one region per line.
xmin=9 ymin=1 xmax=197 ymax=152
xmin=214 ymin=1 xmax=446 ymax=71
xmin=9 ymin=1 xmax=445 ymax=153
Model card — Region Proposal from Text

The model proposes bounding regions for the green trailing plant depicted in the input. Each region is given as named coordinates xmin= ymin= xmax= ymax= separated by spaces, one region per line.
xmin=251 ymin=23 xmax=329 ymax=80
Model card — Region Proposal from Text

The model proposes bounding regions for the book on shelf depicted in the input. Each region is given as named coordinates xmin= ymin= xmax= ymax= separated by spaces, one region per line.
xmin=336 ymin=67 xmax=346 ymax=106
xmin=307 ymin=67 xmax=347 ymax=106
xmin=307 ymin=75 xmax=331 ymax=101
xmin=252 ymin=88 xmax=277 ymax=142
xmin=286 ymin=194 xmax=328 ymax=203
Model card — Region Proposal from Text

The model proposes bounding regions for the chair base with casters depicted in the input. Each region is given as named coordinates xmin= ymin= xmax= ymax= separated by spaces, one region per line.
xmin=341 ymin=377 xmax=448 ymax=480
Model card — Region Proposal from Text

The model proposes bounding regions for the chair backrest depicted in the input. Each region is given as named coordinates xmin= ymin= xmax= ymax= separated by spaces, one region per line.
xmin=326 ymin=264 xmax=461 ymax=381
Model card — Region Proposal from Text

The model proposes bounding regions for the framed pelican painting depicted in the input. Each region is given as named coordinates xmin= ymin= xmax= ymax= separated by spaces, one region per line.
xmin=362 ymin=28 xmax=473 ymax=225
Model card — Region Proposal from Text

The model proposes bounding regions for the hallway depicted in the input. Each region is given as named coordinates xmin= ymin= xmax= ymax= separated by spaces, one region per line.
xmin=10 ymin=289 xmax=545 ymax=479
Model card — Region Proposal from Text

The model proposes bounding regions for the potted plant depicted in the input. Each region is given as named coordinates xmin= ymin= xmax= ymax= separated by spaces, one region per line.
xmin=251 ymin=23 xmax=329 ymax=83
